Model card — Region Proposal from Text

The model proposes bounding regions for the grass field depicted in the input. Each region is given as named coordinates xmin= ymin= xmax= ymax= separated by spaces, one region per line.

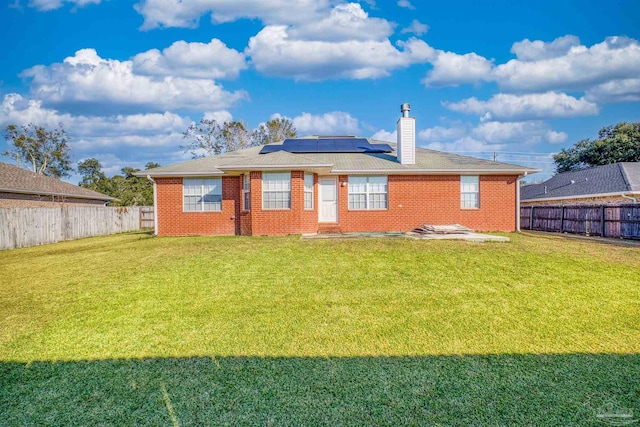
xmin=1 ymin=231 xmax=639 ymax=426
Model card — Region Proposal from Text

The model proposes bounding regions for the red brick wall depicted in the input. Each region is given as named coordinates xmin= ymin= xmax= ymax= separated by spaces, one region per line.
xmin=249 ymin=171 xmax=318 ymax=236
xmin=337 ymin=174 xmax=517 ymax=232
xmin=0 ymin=192 xmax=107 ymax=208
xmin=155 ymin=177 xmax=239 ymax=236
xmin=155 ymin=173 xmax=518 ymax=236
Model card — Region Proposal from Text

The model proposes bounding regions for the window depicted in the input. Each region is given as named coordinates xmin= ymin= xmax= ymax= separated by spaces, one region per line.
xmin=461 ymin=176 xmax=479 ymax=209
xmin=243 ymin=174 xmax=251 ymax=211
xmin=348 ymin=176 xmax=388 ymax=210
xmin=262 ymin=172 xmax=291 ymax=209
xmin=304 ymin=173 xmax=314 ymax=210
xmin=183 ymin=178 xmax=222 ymax=211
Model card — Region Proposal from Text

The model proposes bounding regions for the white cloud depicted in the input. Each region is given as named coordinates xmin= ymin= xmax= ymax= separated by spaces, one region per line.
xmin=0 ymin=93 xmax=193 ymax=173
xmin=26 ymin=0 xmax=100 ymax=11
xmin=585 ymin=78 xmax=640 ymax=103
xmin=289 ymin=3 xmax=393 ymax=42
xmin=20 ymin=49 xmax=248 ymax=113
xmin=443 ymin=92 xmax=599 ymax=121
xmin=247 ymin=26 xmax=434 ymax=80
xmin=494 ymin=36 xmax=640 ymax=92
xmin=133 ymin=0 xmax=332 ymax=29
xmin=132 ymin=39 xmax=247 ymax=80
xmin=1 ymin=93 xmax=74 ymax=128
xmin=418 ymin=35 xmax=640 ymax=103
xmin=472 ymin=121 xmax=567 ymax=145
xmin=202 ymin=110 xmax=234 ymax=123
xmin=510 ymin=35 xmax=581 ymax=61
xmin=292 ymin=111 xmax=360 ymax=135
xmin=418 ymin=125 xmax=468 ymax=141
xmin=397 ymin=0 xmax=414 ymax=9
xmin=401 ymin=19 xmax=428 ymax=36
xmin=371 ymin=129 xmax=396 ymax=143
xmin=422 ymin=51 xmax=493 ymax=86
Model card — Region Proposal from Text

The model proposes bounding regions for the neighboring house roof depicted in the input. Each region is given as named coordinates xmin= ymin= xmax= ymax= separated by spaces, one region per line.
xmin=0 ymin=161 xmax=114 ymax=201
xmin=140 ymin=138 xmax=538 ymax=177
xmin=521 ymin=162 xmax=640 ymax=202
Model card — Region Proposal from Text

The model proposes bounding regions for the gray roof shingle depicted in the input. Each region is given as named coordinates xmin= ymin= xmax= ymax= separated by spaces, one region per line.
xmin=0 ymin=161 xmax=114 ymax=201
xmin=521 ymin=162 xmax=640 ymax=201
xmin=142 ymin=138 xmax=538 ymax=177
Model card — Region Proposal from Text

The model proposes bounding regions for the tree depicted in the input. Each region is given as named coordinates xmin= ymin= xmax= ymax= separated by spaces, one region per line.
xmin=181 ymin=119 xmax=251 ymax=158
xmin=77 ymin=159 xmax=159 ymax=206
xmin=251 ymin=117 xmax=297 ymax=145
xmin=181 ymin=116 xmax=297 ymax=158
xmin=553 ymin=122 xmax=640 ymax=173
xmin=78 ymin=158 xmax=108 ymax=192
xmin=221 ymin=121 xmax=251 ymax=152
xmin=4 ymin=123 xmax=73 ymax=178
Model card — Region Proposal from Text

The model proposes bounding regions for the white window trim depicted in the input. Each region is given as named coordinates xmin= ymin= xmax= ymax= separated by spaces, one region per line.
xmin=304 ymin=173 xmax=314 ymax=210
xmin=348 ymin=176 xmax=388 ymax=210
xmin=262 ymin=172 xmax=291 ymax=210
xmin=243 ymin=173 xmax=251 ymax=211
xmin=183 ymin=178 xmax=223 ymax=212
xmin=461 ymin=175 xmax=480 ymax=209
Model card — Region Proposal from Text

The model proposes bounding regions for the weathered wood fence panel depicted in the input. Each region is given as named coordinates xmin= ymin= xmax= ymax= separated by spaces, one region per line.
xmin=0 ymin=206 xmax=154 ymax=250
xmin=140 ymin=206 xmax=155 ymax=229
xmin=520 ymin=204 xmax=640 ymax=240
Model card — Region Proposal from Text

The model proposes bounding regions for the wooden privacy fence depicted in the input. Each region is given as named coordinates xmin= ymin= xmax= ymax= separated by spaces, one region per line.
xmin=520 ymin=204 xmax=640 ymax=240
xmin=0 ymin=206 xmax=154 ymax=250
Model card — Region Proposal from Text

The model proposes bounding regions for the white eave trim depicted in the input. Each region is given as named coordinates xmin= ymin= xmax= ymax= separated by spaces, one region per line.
xmin=0 ymin=187 xmax=114 ymax=201
xmin=217 ymin=164 xmax=333 ymax=170
xmin=329 ymin=168 xmax=539 ymax=175
xmin=134 ymin=171 xmax=225 ymax=177
xmin=521 ymin=191 xmax=640 ymax=203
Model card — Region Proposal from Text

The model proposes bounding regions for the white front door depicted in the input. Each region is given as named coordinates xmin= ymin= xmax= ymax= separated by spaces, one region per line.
xmin=319 ymin=177 xmax=338 ymax=222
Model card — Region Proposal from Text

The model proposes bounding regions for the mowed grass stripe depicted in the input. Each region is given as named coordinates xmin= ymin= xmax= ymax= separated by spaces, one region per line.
xmin=0 ymin=232 xmax=639 ymax=361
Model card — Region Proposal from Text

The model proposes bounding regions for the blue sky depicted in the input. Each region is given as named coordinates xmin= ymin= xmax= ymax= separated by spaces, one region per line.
xmin=1 ymin=0 xmax=639 ymax=183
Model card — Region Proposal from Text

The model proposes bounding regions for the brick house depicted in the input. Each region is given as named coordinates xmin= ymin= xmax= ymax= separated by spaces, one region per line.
xmin=521 ymin=162 xmax=640 ymax=206
xmin=0 ymin=161 xmax=114 ymax=208
xmin=140 ymin=105 xmax=537 ymax=236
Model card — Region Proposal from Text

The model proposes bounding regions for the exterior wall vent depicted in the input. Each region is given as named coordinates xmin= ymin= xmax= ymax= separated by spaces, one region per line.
xmin=397 ymin=103 xmax=415 ymax=165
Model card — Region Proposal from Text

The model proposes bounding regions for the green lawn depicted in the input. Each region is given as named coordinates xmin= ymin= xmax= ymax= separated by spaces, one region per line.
xmin=1 ymin=232 xmax=639 ymax=426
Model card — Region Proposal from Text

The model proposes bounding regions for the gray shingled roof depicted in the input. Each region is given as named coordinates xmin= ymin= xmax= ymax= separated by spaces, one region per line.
xmin=141 ymin=139 xmax=538 ymax=177
xmin=0 ymin=161 xmax=114 ymax=201
xmin=521 ymin=162 xmax=640 ymax=201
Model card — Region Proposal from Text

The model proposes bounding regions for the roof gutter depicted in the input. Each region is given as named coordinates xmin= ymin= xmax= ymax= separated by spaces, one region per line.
xmin=621 ymin=193 xmax=638 ymax=203
xmin=133 ymin=171 xmax=225 ymax=178
xmin=330 ymin=168 xmax=539 ymax=175
xmin=0 ymin=187 xmax=114 ymax=201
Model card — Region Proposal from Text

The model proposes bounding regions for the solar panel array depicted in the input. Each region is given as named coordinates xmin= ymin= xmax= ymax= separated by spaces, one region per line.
xmin=260 ymin=138 xmax=393 ymax=154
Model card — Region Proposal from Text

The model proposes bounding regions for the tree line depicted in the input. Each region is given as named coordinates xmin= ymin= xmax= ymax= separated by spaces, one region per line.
xmin=3 ymin=117 xmax=298 ymax=206
xmin=5 ymin=117 xmax=638 ymax=203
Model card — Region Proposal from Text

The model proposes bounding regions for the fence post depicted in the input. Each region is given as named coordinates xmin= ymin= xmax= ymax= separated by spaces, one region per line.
xmin=601 ymin=205 xmax=606 ymax=237
xmin=530 ymin=206 xmax=535 ymax=230
xmin=560 ymin=206 xmax=565 ymax=233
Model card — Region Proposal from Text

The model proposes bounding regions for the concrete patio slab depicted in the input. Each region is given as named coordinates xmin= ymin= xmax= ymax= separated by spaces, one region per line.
xmin=302 ymin=232 xmax=509 ymax=242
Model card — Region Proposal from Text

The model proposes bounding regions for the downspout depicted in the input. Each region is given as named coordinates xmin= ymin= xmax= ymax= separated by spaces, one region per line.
xmin=621 ymin=193 xmax=638 ymax=203
xmin=516 ymin=172 xmax=527 ymax=232
xmin=147 ymin=175 xmax=158 ymax=236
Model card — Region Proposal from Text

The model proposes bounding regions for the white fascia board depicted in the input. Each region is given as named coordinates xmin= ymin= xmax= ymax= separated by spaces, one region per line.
xmin=135 ymin=171 xmax=225 ymax=177
xmin=329 ymin=168 xmax=539 ymax=175
xmin=218 ymin=164 xmax=332 ymax=170
xmin=521 ymin=191 xmax=640 ymax=203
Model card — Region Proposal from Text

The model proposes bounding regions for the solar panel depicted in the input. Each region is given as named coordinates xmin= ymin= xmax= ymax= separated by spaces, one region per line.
xmin=259 ymin=138 xmax=393 ymax=154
